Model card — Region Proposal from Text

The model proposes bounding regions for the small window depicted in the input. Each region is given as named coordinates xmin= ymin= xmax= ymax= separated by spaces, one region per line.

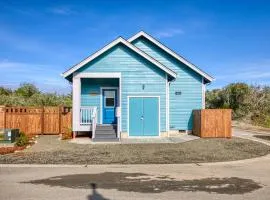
xmin=104 ymin=90 xmax=115 ymax=107
xmin=106 ymin=98 xmax=115 ymax=107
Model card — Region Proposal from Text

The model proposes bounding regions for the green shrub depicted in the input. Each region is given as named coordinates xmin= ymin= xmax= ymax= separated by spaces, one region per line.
xmin=206 ymin=84 xmax=270 ymax=128
xmin=252 ymin=114 xmax=270 ymax=128
xmin=15 ymin=132 xmax=29 ymax=147
xmin=0 ymin=83 xmax=72 ymax=107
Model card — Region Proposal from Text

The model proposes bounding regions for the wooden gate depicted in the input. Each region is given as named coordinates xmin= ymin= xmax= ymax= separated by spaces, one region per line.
xmin=0 ymin=106 xmax=72 ymax=136
xmin=193 ymin=109 xmax=232 ymax=138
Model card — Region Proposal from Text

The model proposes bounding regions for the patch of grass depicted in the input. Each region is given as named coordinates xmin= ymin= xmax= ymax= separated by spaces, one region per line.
xmin=1 ymin=136 xmax=270 ymax=164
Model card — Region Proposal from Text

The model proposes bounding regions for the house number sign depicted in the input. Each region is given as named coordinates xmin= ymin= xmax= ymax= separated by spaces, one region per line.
xmin=90 ymin=92 xmax=99 ymax=96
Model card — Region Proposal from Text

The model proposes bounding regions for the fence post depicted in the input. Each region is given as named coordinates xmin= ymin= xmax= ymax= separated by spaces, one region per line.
xmin=41 ymin=106 xmax=44 ymax=134
xmin=0 ymin=105 xmax=6 ymax=129
xmin=59 ymin=106 xmax=62 ymax=135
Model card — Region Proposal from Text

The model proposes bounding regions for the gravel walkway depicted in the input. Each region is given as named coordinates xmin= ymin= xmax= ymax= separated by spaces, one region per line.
xmin=0 ymin=135 xmax=270 ymax=165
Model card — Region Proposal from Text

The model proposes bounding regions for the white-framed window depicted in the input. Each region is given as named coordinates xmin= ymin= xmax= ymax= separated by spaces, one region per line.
xmin=104 ymin=91 xmax=115 ymax=107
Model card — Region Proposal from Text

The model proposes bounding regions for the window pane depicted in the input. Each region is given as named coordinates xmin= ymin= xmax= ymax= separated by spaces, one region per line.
xmin=106 ymin=98 xmax=114 ymax=107
xmin=104 ymin=91 xmax=115 ymax=98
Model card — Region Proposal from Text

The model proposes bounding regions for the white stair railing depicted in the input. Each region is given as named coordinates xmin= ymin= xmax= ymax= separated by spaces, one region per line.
xmin=80 ymin=106 xmax=98 ymax=138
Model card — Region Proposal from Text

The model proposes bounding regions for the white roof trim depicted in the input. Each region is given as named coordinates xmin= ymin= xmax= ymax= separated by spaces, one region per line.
xmin=74 ymin=72 xmax=121 ymax=78
xmin=62 ymin=37 xmax=177 ymax=78
xmin=128 ymin=31 xmax=214 ymax=82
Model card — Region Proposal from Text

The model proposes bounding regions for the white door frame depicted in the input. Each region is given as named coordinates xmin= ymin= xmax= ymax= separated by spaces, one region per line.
xmin=100 ymin=87 xmax=119 ymax=124
xmin=127 ymin=96 xmax=160 ymax=138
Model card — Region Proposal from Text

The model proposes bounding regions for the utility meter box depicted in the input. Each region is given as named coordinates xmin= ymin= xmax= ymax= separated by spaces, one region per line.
xmin=0 ymin=129 xmax=19 ymax=143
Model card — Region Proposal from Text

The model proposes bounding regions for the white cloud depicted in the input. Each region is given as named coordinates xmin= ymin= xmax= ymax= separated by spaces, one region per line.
xmin=49 ymin=6 xmax=75 ymax=15
xmin=0 ymin=60 xmax=42 ymax=70
xmin=0 ymin=60 xmax=70 ymax=93
xmin=215 ymin=60 xmax=270 ymax=80
xmin=154 ymin=28 xmax=184 ymax=39
xmin=210 ymin=60 xmax=270 ymax=89
xmin=0 ymin=60 xmax=61 ymax=75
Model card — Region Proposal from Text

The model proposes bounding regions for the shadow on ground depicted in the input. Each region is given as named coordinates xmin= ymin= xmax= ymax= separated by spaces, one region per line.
xmin=86 ymin=183 xmax=110 ymax=200
xmin=254 ymin=135 xmax=270 ymax=141
xmin=22 ymin=172 xmax=262 ymax=195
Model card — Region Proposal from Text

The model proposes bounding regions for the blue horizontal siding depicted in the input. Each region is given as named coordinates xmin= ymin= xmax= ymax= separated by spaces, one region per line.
xmin=132 ymin=38 xmax=203 ymax=130
xmin=78 ymin=44 xmax=167 ymax=132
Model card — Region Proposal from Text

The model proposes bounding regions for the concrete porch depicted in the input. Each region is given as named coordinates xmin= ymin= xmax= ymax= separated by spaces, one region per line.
xmin=69 ymin=134 xmax=199 ymax=144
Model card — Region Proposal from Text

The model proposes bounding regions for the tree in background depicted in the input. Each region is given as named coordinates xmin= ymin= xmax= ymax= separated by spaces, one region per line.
xmin=249 ymin=85 xmax=270 ymax=128
xmin=223 ymin=83 xmax=251 ymax=119
xmin=0 ymin=83 xmax=72 ymax=107
xmin=206 ymin=83 xmax=270 ymax=128
xmin=0 ymin=87 xmax=12 ymax=96
xmin=14 ymin=83 xmax=40 ymax=98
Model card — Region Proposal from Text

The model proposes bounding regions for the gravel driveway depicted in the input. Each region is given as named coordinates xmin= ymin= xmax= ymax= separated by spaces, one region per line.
xmin=0 ymin=135 xmax=270 ymax=165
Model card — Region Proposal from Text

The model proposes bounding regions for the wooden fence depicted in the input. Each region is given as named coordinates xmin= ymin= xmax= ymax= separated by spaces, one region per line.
xmin=0 ymin=106 xmax=72 ymax=136
xmin=193 ymin=109 xmax=232 ymax=138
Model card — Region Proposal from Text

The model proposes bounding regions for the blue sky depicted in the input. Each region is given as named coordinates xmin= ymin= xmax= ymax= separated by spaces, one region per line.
xmin=0 ymin=0 xmax=270 ymax=94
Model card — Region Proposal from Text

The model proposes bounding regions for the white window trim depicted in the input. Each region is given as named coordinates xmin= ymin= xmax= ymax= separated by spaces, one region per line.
xmin=127 ymin=96 xmax=160 ymax=138
xmin=104 ymin=91 xmax=116 ymax=108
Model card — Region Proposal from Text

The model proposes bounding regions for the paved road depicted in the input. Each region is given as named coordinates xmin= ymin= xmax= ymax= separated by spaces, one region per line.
xmin=0 ymin=129 xmax=270 ymax=200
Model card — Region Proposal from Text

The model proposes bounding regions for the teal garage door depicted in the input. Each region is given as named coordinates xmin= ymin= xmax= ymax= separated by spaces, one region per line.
xmin=129 ymin=97 xmax=159 ymax=136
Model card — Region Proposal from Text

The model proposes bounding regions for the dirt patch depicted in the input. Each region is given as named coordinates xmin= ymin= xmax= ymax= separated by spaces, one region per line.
xmin=0 ymin=146 xmax=26 ymax=155
xmin=254 ymin=135 xmax=270 ymax=141
xmin=1 ymin=136 xmax=270 ymax=164
xmin=23 ymin=172 xmax=262 ymax=194
xmin=233 ymin=121 xmax=270 ymax=133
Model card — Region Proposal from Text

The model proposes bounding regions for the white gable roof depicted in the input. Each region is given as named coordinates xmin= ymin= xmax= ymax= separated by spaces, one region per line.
xmin=62 ymin=37 xmax=177 ymax=78
xmin=128 ymin=31 xmax=214 ymax=82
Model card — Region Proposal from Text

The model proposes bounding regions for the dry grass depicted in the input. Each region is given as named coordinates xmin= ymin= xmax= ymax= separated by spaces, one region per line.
xmin=0 ymin=136 xmax=270 ymax=164
xmin=233 ymin=120 xmax=270 ymax=133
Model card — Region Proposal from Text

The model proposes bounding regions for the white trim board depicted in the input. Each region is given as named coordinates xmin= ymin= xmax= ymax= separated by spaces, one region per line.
xmin=128 ymin=31 xmax=214 ymax=83
xmin=127 ymin=96 xmax=161 ymax=137
xmin=62 ymin=37 xmax=177 ymax=78
xmin=165 ymin=74 xmax=169 ymax=132
xmin=73 ymin=73 xmax=122 ymax=133
xmin=74 ymin=72 xmax=121 ymax=79
xmin=202 ymin=77 xmax=206 ymax=109
xmin=72 ymin=76 xmax=81 ymax=131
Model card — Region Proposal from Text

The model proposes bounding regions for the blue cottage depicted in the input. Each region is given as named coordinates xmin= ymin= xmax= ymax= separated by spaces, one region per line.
xmin=62 ymin=31 xmax=214 ymax=140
